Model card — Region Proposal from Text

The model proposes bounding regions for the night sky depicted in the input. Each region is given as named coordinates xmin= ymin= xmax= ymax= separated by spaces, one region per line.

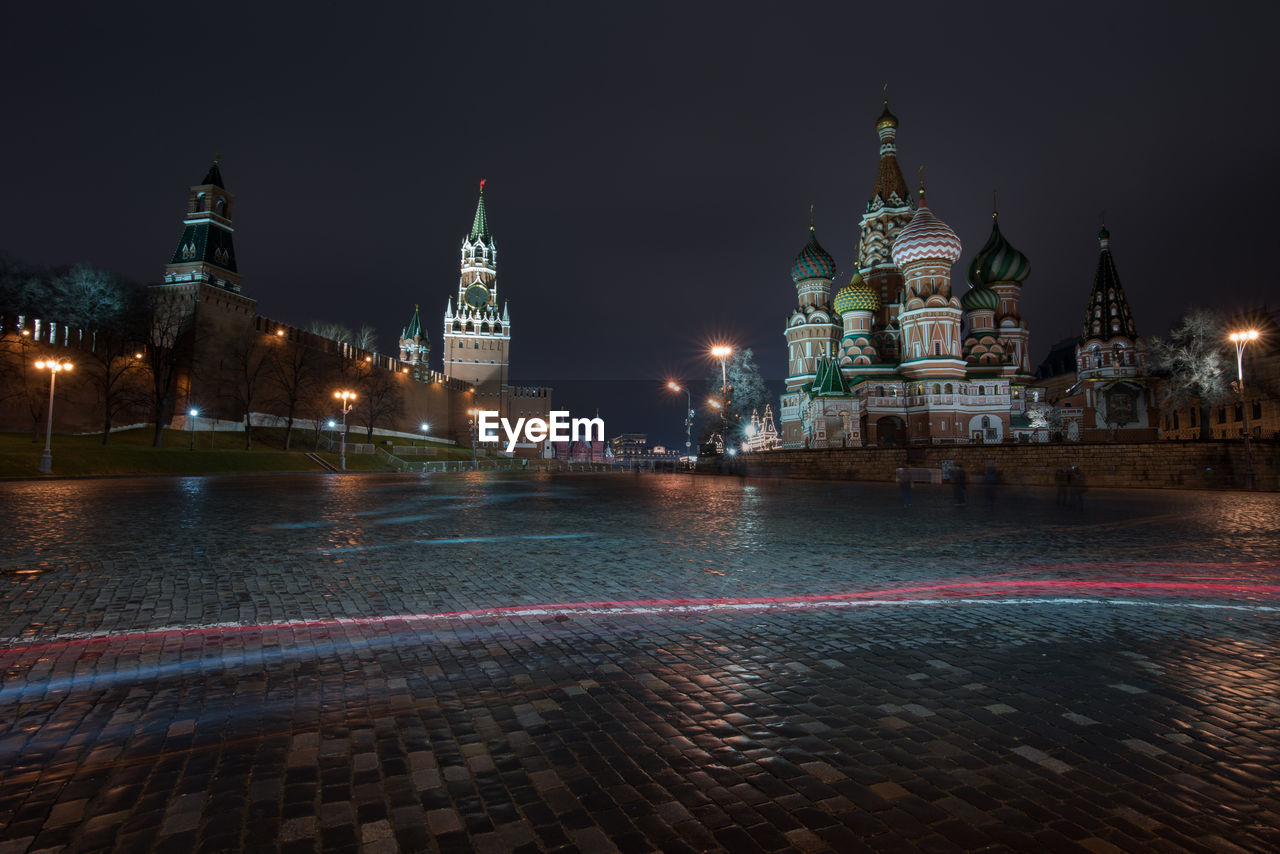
xmin=3 ymin=3 xmax=1277 ymax=446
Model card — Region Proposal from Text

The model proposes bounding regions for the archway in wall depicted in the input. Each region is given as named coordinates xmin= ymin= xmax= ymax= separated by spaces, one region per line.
xmin=875 ymin=416 xmax=905 ymax=448
xmin=968 ymin=414 xmax=1002 ymax=443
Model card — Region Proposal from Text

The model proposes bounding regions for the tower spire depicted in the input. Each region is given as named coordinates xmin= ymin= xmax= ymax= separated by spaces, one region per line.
xmin=469 ymin=179 xmax=490 ymax=243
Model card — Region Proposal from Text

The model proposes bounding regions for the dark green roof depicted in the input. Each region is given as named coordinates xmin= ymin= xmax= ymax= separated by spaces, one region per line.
xmin=201 ymin=160 xmax=225 ymax=188
xmin=809 ymin=356 xmax=851 ymax=397
xmin=469 ymin=182 xmax=491 ymax=243
xmin=404 ymin=305 xmax=424 ymax=339
xmin=169 ymin=223 xmax=237 ymax=272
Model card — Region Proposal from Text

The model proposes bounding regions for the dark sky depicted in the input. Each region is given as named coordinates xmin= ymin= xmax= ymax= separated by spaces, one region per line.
xmin=3 ymin=2 xmax=1277 ymax=446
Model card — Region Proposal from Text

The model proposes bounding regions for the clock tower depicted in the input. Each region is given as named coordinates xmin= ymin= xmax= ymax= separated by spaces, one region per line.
xmin=443 ymin=180 xmax=510 ymax=392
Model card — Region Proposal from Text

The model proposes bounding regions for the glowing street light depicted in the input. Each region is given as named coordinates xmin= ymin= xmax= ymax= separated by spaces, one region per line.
xmin=33 ymin=359 xmax=73 ymax=474
xmin=666 ymin=381 xmax=694 ymax=460
xmin=188 ymin=408 xmax=200 ymax=451
xmin=1229 ymin=329 xmax=1260 ymax=489
xmin=334 ymin=390 xmax=357 ymax=470
xmin=710 ymin=344 xmax=733 ymax=435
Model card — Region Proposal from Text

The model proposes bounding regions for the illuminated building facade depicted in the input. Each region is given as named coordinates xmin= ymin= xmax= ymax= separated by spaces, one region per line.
xmin=779 ymin=101 xmax=1035 ymax=448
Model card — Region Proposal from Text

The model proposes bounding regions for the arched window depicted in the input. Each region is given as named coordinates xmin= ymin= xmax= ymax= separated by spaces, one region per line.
xmin=933 ymin=383 xmax=941 ymax=394
xmin=465 ymin=322 xmax=474 ymax=332
xmin=195 ymin=193 xmax=206 ymax=212
xmin=452 ymin=321 xmax=461 ymax=332
xmin=978 ymin=386 xmax=985 ymax=395
xmin=875 ymin=386 xmax=884 ymax=397
xmin=944 ymin=383 xmax=953 ymax=394
xmin=215 ymin=197 xmax=226 ymax=216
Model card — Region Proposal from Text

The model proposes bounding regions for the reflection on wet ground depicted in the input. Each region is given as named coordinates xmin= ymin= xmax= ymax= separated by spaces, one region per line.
xmin=0 ymin=473 xmax=1278 ymax=852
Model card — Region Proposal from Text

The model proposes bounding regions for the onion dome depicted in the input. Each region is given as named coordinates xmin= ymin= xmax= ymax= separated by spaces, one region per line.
xmin=791 ymin=223 xmax=836 ymax=282
xmin=833 ymin=271 xmax=881 ymax=314
xmin=876 ymin=100 xmax=898 ymax=131
xmin=891 ymin=190 xmax=962 ymax=268
xmin=967 ymin=214 xmax=1030 ymax=286
xmin=960 ymin=284 xmax=1000 ymax=313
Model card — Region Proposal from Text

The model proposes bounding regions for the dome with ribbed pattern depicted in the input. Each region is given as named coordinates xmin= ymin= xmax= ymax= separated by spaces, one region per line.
xmin=891 ymin=196 xmax=962 ymax=268
xmin=833 ymin=271 xmax=881 ymax=314
xmin=961 ymin=284 xmax=1000 ymax=313
xmin=791 ymin=227 xmax=837 ymax=283
xmin=967 ymin=216 xmax=1030 ymax=286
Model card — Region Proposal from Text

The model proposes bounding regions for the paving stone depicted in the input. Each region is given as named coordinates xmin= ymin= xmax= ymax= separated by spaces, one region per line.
xmin=0 ymin=475 xmax=1277 ymax=852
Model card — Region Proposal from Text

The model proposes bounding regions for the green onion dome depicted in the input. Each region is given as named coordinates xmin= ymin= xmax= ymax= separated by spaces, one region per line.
xmin=791 ymin=226 xmax=837 ymax=282
xmin=833 ymin=271 xmax=881 ymax=314
xmin=960 ymin=284 xmax=1000 ymax=313
xmin=967 ymin=215 xmax=1030 ymax=286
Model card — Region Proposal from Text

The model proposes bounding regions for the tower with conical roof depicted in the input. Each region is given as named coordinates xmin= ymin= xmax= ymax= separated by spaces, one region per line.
xmin=1076 ymin=227 xmax=1144 ymax=380
xmin=442 ymin=180 xmax=509 ymax=391
xmin=1070 ymin=226 xmax=1155 ymax=438
xmin=399 ymin=304 xmax=430 ymax=381
xmin=857 ymin=96 xmax=915 ymax=341
xmin=164 ymin=157 xmax=242 ymax=293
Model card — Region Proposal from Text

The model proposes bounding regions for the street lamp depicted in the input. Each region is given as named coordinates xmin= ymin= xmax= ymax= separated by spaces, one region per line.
xmin=334 ymin=390 xmax=356 ymax=470
xmin=711 ymin=345 xmax=733 ymax=434
xmin=1229 ymin=329 xmax=1260 ymax=489
xmin=188 ymin=408 xmax=199 ymax=451
xmin=667 ymin=381 xmax=693 ymax=461
xmin=34 ymin=359 xmax=73 ymax=474
xmin=466 ymin=408 xmax=479 ymax=469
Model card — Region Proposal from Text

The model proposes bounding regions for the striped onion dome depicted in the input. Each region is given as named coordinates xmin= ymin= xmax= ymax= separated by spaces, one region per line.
xmin=967 ymin=215 xmax=1030 ymax=285
xmin=960 ymin=284 xmax=1000 ymax=313
xmin=833 ymin=271 xmax=881 ymax=314
xmin=891 ymin=194 xmax=962 ymax=268
xmin=791 ymin=226 xmax=837 ymax=282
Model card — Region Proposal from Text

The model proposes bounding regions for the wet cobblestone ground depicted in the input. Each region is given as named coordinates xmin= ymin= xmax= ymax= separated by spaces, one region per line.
xmin=1 ymin=472 xmax=1278 ymax=853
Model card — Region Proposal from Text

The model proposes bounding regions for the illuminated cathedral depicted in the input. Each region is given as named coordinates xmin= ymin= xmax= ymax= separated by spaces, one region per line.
xmin=779 ymin=99 xmax=1036 ymax=448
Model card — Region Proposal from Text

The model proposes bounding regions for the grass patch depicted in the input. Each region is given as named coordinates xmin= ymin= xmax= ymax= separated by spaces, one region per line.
xmin=0 ymin=427 xmax=403 ymax=478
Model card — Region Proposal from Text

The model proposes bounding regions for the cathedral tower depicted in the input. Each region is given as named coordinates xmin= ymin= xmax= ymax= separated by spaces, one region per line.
xmin=1077 ymin=227 xmax=1145 ymax=379
xmin=442 ymin=180 xmax=510 ymax=390
xmin=891 ymin=184 xmax=965 ymax=380
xmin=784 ymin=214 xmax=839 ymax=384
xmin=857 ymin=97 xmax=915 ymax=339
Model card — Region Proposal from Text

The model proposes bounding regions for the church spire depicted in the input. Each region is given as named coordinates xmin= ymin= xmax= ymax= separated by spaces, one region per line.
xmin=1082 ymin=225 xmax=1138 ymax=342
xmin=869 ymin=90 xmax=910 ymax=210
xmin=469 ymin=178 xmax=490 ymax=243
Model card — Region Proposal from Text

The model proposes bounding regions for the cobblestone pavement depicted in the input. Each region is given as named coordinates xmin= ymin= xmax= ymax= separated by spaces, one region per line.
xmin=0 ymin=473 xmax=1278 ymax=853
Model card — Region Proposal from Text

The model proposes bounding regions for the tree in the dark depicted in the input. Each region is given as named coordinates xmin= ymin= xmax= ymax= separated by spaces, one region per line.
xmin=145 ymin=290 xmax=198 ymax=447
xmin=222 ymin=329 xmax=273 ymax=450
xmin=65 ymin=273 xmax=151 ymax=444
xmin=707 ymin=347 xmax=771 ymax=441
xmin=0 ymin=327 xmax=57 ymax=441
xmin=1148 ymin=308 xmax=1231 ymax=441
xmin=265 ymin=337 xmax=326 ymax=450
xmin=354 ymin=361 xmax=405 ymax=443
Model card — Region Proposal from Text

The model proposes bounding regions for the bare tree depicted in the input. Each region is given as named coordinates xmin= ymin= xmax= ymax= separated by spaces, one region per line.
xmin=307 ymin=321 xmax=352 ymax=345
xmin=70 ymin=280 xmax=150 ymax=444
xmin=145 ymin=290 xmax=198 ymax=447
xmin=0 ymin=328 xmax=56 ymax=440
xmin=354 ymin=361 xmax=405 ymax=443
xmin=354 ymin=323 xmax=378 ymax=352
xmin=53 ymin=265 xmax=125 ymax=329
xmin=265 ymin=338 xmax=328 ymax=450
xmin=222 ymin=329 xmax=273 ymax=450
xmin=1149 ymin=308 xmax=1231 ymax=441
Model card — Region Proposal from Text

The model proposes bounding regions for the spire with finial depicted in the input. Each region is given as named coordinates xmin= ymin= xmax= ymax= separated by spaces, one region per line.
xmin=202 ymin=154 xmax=225 ymax=189
xmin=809 ymin=204 xmax=815 ymax=232
xmin=469 ymin=178 xmax=490 ymax=243
xmin=869 ymin=88 xmax=909 ymax=210
xmin=993 ymin=189 xmax=999 ymax=220
xmin=917 ymin=165 xmax=926 ymax=202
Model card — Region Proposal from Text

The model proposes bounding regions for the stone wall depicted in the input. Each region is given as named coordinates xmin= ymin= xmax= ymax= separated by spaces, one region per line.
xmin=700 ymin=441 xmax=1280 ymax=491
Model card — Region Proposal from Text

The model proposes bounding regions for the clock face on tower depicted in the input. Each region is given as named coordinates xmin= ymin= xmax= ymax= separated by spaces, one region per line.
xmin=464 ymin=283 xmax=489 ymax=309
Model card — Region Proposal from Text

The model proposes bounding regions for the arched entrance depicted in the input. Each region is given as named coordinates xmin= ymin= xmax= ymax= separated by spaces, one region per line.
xmin=875 ymin=416 xmax=905 ymax=448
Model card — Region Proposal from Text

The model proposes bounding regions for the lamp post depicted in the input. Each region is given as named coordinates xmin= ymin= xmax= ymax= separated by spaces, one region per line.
xmin=1229 ymin=329 xmax=1259 ymax=490
xmin=188 ymin=408 xmax=199 ymax=451
xmin=34 ymin=359 xmax=73 ymax=474
xmin=667 ymin=381 xmax=693 ymax=462
xmin=334 ymin=390 xmax=356 ymax=470
xmin=711 ymin=345 xmax=733 ymax=436
xmin=466 ymin=408 xmax=479 ymax=469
